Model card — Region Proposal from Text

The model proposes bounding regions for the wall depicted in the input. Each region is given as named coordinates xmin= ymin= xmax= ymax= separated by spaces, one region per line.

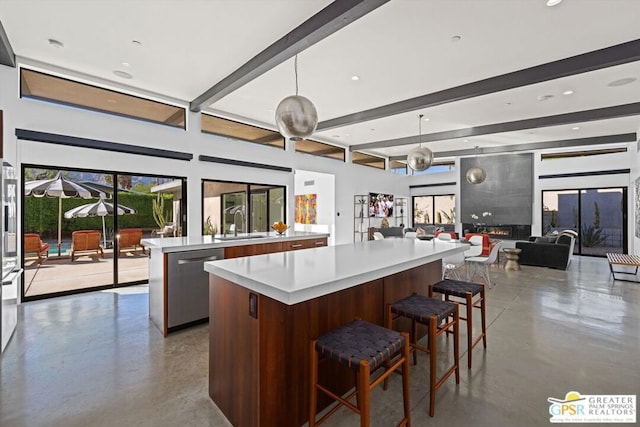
xmin=0 ymin=63 xmax=409 ymax=248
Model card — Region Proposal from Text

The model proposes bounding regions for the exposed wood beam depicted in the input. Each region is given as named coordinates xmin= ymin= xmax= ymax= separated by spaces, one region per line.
xmin=0 ymin=20 xmax=16 ymax=67
xmin=189 ymin=0 xmax=390 ymax=112
xmin=318 ymin=39 xmax=640 ymax=131
xmin=350 ymin=103 xmax=640 ymax=151
xmin=387 ymin=133 xmax=636 ymax=160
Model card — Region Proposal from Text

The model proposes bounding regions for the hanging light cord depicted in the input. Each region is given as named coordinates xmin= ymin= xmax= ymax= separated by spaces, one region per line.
xmin=418 ymin=114 xmax=423 ymax=147
xmin=294 ymin=55 xmax=299 ymax=96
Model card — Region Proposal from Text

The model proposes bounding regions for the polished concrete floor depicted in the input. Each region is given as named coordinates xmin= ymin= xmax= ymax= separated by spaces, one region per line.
xmin=1 ymin=256 xmax=638 ymax=426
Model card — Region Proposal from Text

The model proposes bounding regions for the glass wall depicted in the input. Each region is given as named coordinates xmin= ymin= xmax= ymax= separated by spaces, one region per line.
xmin=22 ymin=165 xmax=185 ymax=300
xmin=542 ymin=188 xmax=626 ymax=256
xmin=412 ymin=194 xmax=456 ymax=230
xmin=202 ymin=180 xmax=286 ymax=235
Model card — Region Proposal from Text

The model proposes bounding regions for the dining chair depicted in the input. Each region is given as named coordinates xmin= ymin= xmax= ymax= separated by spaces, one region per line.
xmin=373 ymin=231 xmax=385 ymax=240
xmin=463 ymin=235 xmax=484 ymax=258
xmin=404 ymin=231 xmax=417 ymax=239
xmin=436 ymin=233 xmax=452 ymax=241
xmin=465 ymin=241 xmax=503 ymax=288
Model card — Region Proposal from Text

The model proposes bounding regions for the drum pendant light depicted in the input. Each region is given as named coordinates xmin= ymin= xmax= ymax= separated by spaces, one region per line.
xmin=466 ymin=146 xmax=487 ymax=184
xmin=275 ymin=55 xmax=318 ymax=141
xmin=407 ymin=114 xmax=433 ymax=172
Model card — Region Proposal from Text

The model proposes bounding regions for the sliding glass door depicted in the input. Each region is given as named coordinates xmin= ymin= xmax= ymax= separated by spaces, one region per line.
xmin=542 ymin=187 xmax=626 ymax=256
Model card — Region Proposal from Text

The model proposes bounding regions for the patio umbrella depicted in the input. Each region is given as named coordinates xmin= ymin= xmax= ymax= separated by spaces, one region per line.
xmin=24 ymin=173 xmax=108 ymax=255
xmin=64 ymin=200 xmax=136 ymax=249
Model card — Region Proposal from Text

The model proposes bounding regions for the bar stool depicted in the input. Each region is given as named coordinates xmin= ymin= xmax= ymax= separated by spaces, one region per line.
xmin=429 ymin=279 xmax=486 ymax=369
xmin=309 ymin=319 xmax=411 ymax=427
xmin=386 ymin=294 xmax=459 ymax=417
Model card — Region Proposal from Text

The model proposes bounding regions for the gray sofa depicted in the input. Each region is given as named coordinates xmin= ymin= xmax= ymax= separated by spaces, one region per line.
xmin=515 ymin=232 xmax=576 ymax=270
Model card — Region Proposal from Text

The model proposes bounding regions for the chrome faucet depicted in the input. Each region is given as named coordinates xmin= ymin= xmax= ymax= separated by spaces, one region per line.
xmin=233 ymin=209 xmax=244 ymax=237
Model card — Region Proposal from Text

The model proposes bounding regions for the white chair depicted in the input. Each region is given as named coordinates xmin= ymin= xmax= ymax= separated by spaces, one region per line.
xmin=373 ymin=232 xmax=385 ymax=240
xmin=442 ymin=251 xmax=467 ymax=280
xmin=436 ymin=233 xmax=452 ymax=241
xmin=466 ymin=241 xmax=503 ymax=288
xmin=404 ymin=231 xmax=417 ymax=239
xmin=464 ymin=235 xmax=484 ymax=258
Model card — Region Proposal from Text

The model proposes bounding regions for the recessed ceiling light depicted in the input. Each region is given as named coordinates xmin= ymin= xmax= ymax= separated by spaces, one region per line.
xmin=546 ymin=0 xmax=562 ymax=6
xmin=121 ymin=62 xmax=130 ymax=67
xmin=132 ymin=40 xmax=142 ymax=46
xmin=608 ymin=77 xmax=637 ymax=87
xmin=563 ymin=90 xmax=574 ymax=95
xmin=351 ymin=75 xmax=360 ymax=81
xmin=370 ymin=128 xmax=375 ymax=131
xmin=422 ymin=117 xmax=430 ymax=122
xmin=450 ymin=35 xmax=461 ymax=42
xmin=537 ymin=94 xmax=554 ymax=101
xmin=48 ymin=38 xmax=64 ymax=48
xmin=506 ymin=102 xmax=512 ymax=105
xmin=463 ymin=139 xmax=469 ymax=143
xmin=572 ymin=126 xmax=580 ymax=131
xmin=113 ymin=70 xmax=132 ymax=79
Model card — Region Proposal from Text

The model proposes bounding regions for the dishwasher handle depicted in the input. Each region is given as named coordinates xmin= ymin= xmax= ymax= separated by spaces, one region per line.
xmin=177 ymin=255 xmax=220 ymax=265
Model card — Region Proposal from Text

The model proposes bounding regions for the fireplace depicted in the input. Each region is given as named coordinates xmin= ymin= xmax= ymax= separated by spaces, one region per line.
xmin=462 ymin=224 xmax=531 ymax=241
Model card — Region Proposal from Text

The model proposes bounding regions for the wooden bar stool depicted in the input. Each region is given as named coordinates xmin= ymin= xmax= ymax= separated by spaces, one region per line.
xmin=386 ymin=294 xmax=459 ymax=417
xmin=310 ymin=319 xmax=411 ymax=427
xmin=429 ymin=279 xmax=487 ymax=369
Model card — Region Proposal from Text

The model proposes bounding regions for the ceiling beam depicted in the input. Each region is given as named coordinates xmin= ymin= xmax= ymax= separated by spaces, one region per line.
xmin=189 ymin=0 xmax=390 ymax=112
xmin=387 ymin=133 xmax=636 ymax=160
xmin=350 ymin=102 xmax=640 ymax=151
xmin=318 ymin=38 xmax=640 ymax=131
xmin=0 ymin=20 xmax=16 ymax=67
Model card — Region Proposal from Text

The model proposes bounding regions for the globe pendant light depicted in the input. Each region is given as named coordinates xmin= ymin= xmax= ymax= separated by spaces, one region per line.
xmin=466 ymin=146 xmax=487 ymax=184
xmin=275 ymin=55 xmax=318 ymax=141
xmin=407 ymin=114 xmax=433 ymax=171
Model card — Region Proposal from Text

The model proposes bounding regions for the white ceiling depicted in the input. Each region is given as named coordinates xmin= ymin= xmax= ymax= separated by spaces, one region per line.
xmin=1 ymin=0 xmax=639 ymax=160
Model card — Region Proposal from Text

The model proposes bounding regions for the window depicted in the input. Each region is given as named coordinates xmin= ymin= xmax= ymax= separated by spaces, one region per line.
xmin=541 ymin=148 xmax=627 ymax=160
xmin=201 ymin=114 xmax=284 ymax=149
xmin=352 ymin=152 xmax=385 ymax=170
xmin=412 ymin=161 xmax=455 ymax=175
xmin=412 ymin=194 xmax=456 ymax=229
xmin=542 ymin=187 xmax=626 ymax=257
xmin=20 ymin=69 xmax=186 ymax=128
xmin=390 ymin=160 xmax=407 ymax=175
xmin=295 ymin=139 xmax=345 ymax=161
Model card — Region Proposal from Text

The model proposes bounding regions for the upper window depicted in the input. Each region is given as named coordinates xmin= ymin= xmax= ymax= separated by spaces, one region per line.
xmin=295 ymin=139 xmax=345 ymax=161
xmin=390 ymin=160 xmax=407 ymax=175
xmin=412 ymin=162 xmax=455 ymax=175
xmin=352 ymin=152 xmax=385 ymax=170
xmin=201 ymin=114 xmax=284 ymax=149
xmin=541 ymin=148 xmax=627 ymax=160
xmin=20 ymin=69 xmax=186 ymax=129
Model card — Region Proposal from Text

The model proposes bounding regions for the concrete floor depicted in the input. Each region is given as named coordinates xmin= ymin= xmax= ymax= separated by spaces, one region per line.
xmin=1 ymin=256 xmax=638 ymax=426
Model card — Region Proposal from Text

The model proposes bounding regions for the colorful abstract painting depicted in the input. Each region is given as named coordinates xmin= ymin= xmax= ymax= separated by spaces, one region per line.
xmin=295 ymin=194 xmax=317 ymax=224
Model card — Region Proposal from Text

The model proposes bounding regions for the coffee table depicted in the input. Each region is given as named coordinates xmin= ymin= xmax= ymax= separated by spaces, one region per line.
xmin=503 ymin=247 xmax=522 ymax=271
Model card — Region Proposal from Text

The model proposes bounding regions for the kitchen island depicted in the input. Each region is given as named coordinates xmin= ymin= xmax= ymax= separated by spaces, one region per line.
xmin=142 ymin=231 xmax=328 ymax=336
xmin=205 ymin=238 xmax=468 ymax=427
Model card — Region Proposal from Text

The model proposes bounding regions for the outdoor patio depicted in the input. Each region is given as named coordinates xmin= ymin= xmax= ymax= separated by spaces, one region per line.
xmin=24 ymin=247 xmax=149 ymax=297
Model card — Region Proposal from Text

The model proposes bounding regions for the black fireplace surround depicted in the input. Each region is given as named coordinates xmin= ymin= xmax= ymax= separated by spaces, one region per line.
xmin=462 ymin=224 xmax=531 ymax=241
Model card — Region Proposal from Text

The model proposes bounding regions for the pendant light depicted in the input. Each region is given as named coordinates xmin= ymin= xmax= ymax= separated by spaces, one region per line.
xmin=465 ymin=146 xmax=487 ymax=184
xmin=407 ymin=114 xmax=433 ymax=171
xmin=275 ymin=55 xmax=318 ymax=141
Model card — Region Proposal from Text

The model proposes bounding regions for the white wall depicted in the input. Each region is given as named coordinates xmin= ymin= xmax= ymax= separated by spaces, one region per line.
xmin=294 ymin=169 xmax=335 ymax=245
xmin=0 ymin=63 xmax=409 ymax=247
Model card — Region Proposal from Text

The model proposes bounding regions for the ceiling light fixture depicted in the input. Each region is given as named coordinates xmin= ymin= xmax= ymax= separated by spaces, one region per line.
xmin=572 ymin=126 xmax=580 ymax=130
xmin=423 ymin=117 xmax=430 ymax=122
xmin=351 ymin=75 xmax=360 ymax=81
xmin=48 ymin=38 xmax=64 ymax=48
xmin=608 ymin=77 xmax=637 ymax=87
xmin=466 ymin=146 xmax=486 ymax=184
xmin=546 ymin=0 xmax=562 ymax=6
xmin=275 ymin=55 xmax=318 ymax=141
xmin=450 ymin=35 xmax=461 ymax=42
xmin=563 ymin=90 xmax=574 ymax=95
xmin=113 ymin=70 xmax=132 ymax=79
xmin=406 ymin=114 xmax=433 ymax=172
xmin=121 ymin=62 xmax=130 ymax=67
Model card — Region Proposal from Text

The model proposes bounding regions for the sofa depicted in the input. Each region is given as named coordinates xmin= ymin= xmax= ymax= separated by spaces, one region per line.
xmin=515 ymin=232 xmax=576 ymax=270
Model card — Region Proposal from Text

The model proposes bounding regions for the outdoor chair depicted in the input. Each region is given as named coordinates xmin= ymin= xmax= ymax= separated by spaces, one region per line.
xmin=24 ymin=233 xmax=49 ymax=264
xmin=71 ymin=230 xmax=104 ymax=261
xmin=117 ymin=228 xmax=145 ymax=255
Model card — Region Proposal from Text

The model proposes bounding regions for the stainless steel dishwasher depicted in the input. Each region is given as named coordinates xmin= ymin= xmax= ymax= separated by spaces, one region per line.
xmin=166 ymin=248 xmax=224 ymax=330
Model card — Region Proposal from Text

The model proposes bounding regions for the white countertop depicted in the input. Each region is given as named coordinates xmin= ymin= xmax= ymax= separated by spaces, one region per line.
xmin=141 ymin=231 xmax=329 ymax=253
xmin=205 ymin=239 xmax=468 ymax=305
